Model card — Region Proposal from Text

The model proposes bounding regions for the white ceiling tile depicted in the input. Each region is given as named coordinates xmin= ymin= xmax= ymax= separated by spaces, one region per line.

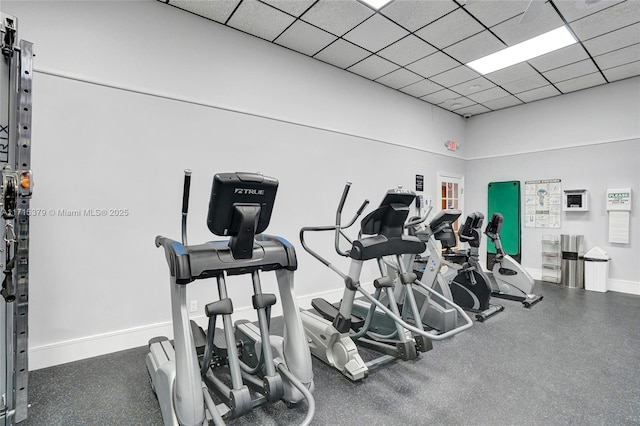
xmin=454 ymin=104 xmax=491 ymax=116
xmin=501 ymin=73 xmax=549 ymax=93
xmin=554 ymin=0 xmax=625 ymax=22
xmin=482 ymin=95 xmax=523 ymax=110
xmin=421 ymin=89 xmax=459 ymax=104
xmin=444 ymin=30 xmax=505 ymax=63
xmin=170 ymin=0 xmax=240 ymax=23
xmin=347 ymin=55 xmax=400 ymax=80
xmin=516 ymin=84 xmax=561 ymax=102
xmin=595 ymin=44 xmax=640 ymax=70
xmin=569 ymin=1 xmax=640 ymax=40
xmin=301 ymin=0 xmax=374 ymax=36
xmin=449 ymin=77 xmax=496 ymax=96
xmin=227 ymin=0 xmax=295 ymax=41
xmin=543 ymin=59 xmax=600 ymax=83
xmin=430 ymin=65 xmax=480 ymax=87
xmin=376 ymin=68 xmax=423 ymax=89
xmin=343 ymin=14 xmax=409 ymax=52
xmin=555 ymin=72 xmax=607 ymax=92
xmin=485 ymin=62 xmax=539 ymax=85
xmin=314 ymin=39 xmax=371 ymax=69
xmin=440 ymin=96 xmax=476 ymax=111
xmin=528 ymin=44 xmax=589 ymax=72
xmin=491 ymin=3 xmax=564 ymax=46
xmin=467 ymin=86 xmax=511 ymax=103
xmin=262 ymin=0 xmax=315 ymax=17
xmin=603 ymin=60 xmax=640 ymax=81
xmin=381 ymin=0 xmax=458 ymax=32
xmin=415 ymin=8 xmax=484 ymax=49
xmin=275 ymin=20 xmax=336 ymax=56
xmin=400 ymin=78 xmax=444 ymax=97
xmin=406 ymin=52 xmax=459 ymax=78
xmin=377 ymin=35 xmax=437 ymax=66
xmin=463 ymin=0 xmax=530 ymax=27
xmin=583 ymin=23 xmax=640 ymax=56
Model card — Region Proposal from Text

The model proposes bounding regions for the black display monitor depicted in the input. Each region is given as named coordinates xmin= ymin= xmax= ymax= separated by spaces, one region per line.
xmin=207 ymin=172 xmax=278 ymax=237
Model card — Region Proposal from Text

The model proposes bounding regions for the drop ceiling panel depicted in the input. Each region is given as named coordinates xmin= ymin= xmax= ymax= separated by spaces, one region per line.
xmin=430 ymin=65 xmax=480 ymax=87
xmin=275 ymin=20 xmax=337 ymax=56
xmin=482 ymin=95 xmax=523 ymax=110
xmin=449 ymin=77 xmax=496 ymax=96
xmin=583 ymin=23 xmax=640 ymax=56
xmin=440 ymin=96 xmax=476 ymax=111
xmin=569 ymin=1 xmax=640 ymax=40
xmin=462 ymin=0 xmax=529 ymax=27
xmin=554 ymin=0 xmax=625 ymax=23
xmin=485 ymin=62 xmax=539 ymax=85
xmin=415 ymin=8 xmax=484 ymax=49
xmin=347 ymin=55 xmax=399 ymax=80
xmin=467 ymin=86 xmax=511 ymax=103
xmin=555 ymin=72 xmax=606 ymax=93
xmin=169 ymin=0 xmax=240 ymax=23
xmin=343 ymin=14 xmax=408 ymax=52
xmin=301 ymin=0 xmax=374 ymax=37
xmin=594 ymin=44 xmax=640 ymax=70
xmin=543 ymin=59 xmax=600 ymax=84
xmin=314 ymin=39 xmax=371 ymax=69
xmin=444 ymin=30 xmax=505 ymax=63
xmin=376 ymin=68 xmax=423 ymax=89
xmin=501 ymin=73 xmax=549 ymax=94
xmin=603 ymin=60 xmax=640 ymax=81
xmin=527 ymin=44 xmax=589 ymax=72
xmin=378 ymin=35 xmax=437 ymax=66
xmin=400 ymin=78 xmax=443 ymax=97
xmin=515 ymin=84 xmax=561 ymax=103
xmin=227 ymin=0 xmax=295 ymax=41
xmin=491 ymin=3 xmax=564 ymax=46
xmin=455 ymin=104 xmax=491 ymax=116
xmin=406 ymin=52 xmax=459 ymax=78
xmin=263 ymin=0 xmax=315 ymax=17
xmin=421 ymin=89 xmax=459 ymax=104
xmin=381 ymin=0 xmax=458 ymax=32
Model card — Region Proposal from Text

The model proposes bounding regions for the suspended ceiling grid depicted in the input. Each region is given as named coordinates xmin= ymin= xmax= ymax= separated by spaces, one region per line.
xmin=161 ymin=0 xmax=640 ymax=117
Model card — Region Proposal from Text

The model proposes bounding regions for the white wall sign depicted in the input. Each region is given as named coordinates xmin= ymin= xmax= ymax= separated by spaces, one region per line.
xmin=525 ymin=179 xmax=562 ymax=228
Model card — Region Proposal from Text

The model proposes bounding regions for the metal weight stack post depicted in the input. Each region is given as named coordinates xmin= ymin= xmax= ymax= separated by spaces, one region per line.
xmin=1 ymin=13 xmax=33 ymax=426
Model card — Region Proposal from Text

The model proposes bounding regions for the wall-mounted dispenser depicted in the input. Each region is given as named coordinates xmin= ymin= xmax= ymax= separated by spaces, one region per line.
xmin=563 ymin=189 xmax=588 ymax=211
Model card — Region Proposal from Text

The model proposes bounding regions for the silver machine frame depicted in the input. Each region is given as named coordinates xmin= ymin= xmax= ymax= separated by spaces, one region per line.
xmin=299 ymin=183 xmax=473 ymax=381
xmin=1 ymin=13 xmax=34 ymax=426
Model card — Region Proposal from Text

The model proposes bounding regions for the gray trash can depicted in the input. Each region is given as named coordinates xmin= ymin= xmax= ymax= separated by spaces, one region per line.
xmin=560 ymin=234 xmax=584 ymax=288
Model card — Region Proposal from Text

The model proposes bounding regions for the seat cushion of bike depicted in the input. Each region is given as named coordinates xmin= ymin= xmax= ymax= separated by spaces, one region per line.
xmin=350 ymin=235 xmax=425 ymax=261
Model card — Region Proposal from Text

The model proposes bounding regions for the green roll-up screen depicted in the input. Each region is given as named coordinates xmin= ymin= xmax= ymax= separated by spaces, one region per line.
xmin=487 ymin=181 xmax=521 ymax=264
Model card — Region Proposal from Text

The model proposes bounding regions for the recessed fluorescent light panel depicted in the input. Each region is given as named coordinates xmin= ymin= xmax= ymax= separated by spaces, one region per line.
xmin=467 ymin=26 xmax=577 ymax=75
xmin=360 ymin=0 xmax=394 ymax=10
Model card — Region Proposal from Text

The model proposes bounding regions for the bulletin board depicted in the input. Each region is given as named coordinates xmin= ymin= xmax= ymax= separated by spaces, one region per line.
xmin=487 ymin=181 xmax=521 ymax=266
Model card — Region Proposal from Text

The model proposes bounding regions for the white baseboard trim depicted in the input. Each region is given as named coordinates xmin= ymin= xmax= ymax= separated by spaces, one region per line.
xmin=607 ymin=279 xmax=640 ymax=295
xmin=30 ymin=283 xmax=376 ymax=371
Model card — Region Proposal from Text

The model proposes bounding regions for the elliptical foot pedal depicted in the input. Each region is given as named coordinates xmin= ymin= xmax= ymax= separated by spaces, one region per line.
xmin=311 ymin=298 xmax=365 ymax=330
xmin=190 ymin=320 xmax=207 ymax=356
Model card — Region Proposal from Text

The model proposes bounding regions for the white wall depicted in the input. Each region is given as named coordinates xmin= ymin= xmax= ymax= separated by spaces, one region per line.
xmin=1 ymin=0 xmax=467 ymax=369
xmin=465 ymin=77 xmax=640 ymax=294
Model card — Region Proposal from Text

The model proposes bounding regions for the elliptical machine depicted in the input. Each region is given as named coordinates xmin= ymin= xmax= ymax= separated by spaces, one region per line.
xmin=147 ymin=171 xmax=315 ymax=426
xmin=485 ymin=213 xmax=543 ymax=308
xmin=299 ymin=183 xmax=473 ymax=381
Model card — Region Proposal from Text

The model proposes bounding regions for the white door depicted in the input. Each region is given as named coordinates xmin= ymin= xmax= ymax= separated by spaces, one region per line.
xmin=437 ymin=172 xmax=464 ymax=249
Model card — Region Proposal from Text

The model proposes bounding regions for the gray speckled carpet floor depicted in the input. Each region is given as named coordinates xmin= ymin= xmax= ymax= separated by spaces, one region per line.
xmin=23 ymin=282 xmax=640 ymax=425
